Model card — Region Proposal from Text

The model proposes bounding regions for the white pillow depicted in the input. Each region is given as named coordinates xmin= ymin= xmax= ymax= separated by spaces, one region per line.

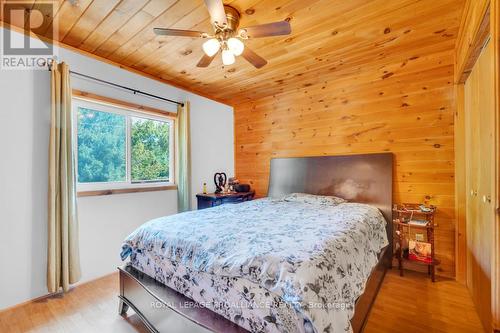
xmin=282 ymin=193 xmax=346 ymax=205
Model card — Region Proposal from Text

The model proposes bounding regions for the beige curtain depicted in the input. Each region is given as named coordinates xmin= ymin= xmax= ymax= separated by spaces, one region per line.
xmin=176 ymin=102 xmax=191 ymax=212
xmin=47 ymin=62 xmax=81 ymax=293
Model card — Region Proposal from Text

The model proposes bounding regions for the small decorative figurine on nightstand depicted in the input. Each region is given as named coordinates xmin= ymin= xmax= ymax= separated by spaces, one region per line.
xmin=213 ymin=172 xmax=227 ymax=193
xmin=228 ymin=177 xmax=238 ymax=192
xmin=393 ymin=203 xmax=438 ymax=282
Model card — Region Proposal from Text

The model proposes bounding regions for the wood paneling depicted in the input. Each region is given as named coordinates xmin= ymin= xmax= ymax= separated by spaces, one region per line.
xmin=0 ymin=270 xmax=484 ymax=333
xmin=234 ymin=0 xmax=465 ymax=278
xmin=0 ymin=0 xmax=465 ymax=104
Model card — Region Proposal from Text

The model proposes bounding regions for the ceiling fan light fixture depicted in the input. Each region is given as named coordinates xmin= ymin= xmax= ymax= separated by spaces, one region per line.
xmin=202 ymin=38 xmax=220 ymax=56
xmin=154 ymin=0 xmax=292 ymax=69
xmin=227 ymin=37 xmax=244 ymax=56
xmin=222 ymin=49 xmax=235 ymax=65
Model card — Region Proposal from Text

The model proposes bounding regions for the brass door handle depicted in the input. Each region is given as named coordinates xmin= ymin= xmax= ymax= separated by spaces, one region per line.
xmin=470 ymin=189 xmax=477 ymax=197
xmin=482 ymin=195 xmax=491 ymax=203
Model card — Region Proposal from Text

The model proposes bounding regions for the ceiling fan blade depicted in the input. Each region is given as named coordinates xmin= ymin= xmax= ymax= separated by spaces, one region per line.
xmin=197 ymin=53 xmax=217 ymax=68
xmin=154 ymin=28 xmax=206 ymax=38
xmin=240 ymin=21 xmax=291 ymax=38
xmin=204 ymin=0 xmax=228 ymax=27
xmin=241 ymin=47 xmax=267 ymax=69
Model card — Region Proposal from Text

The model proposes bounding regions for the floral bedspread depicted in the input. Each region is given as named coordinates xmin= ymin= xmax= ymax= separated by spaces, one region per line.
xmin=129 ymin=250 xmax=305 ymax=332
xmin=121 ymin=198 xmax=388 ymax=333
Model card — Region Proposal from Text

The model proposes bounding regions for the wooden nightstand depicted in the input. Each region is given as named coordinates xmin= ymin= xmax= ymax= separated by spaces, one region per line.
xmin=393 ymin=203 xmax=438 ymax=282
xmin=196 ymin=191 xmax=255 ymax=210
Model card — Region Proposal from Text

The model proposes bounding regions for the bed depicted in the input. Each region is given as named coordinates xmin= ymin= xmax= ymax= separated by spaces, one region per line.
xmin=118 ymin=153 xmax=393 ymax=333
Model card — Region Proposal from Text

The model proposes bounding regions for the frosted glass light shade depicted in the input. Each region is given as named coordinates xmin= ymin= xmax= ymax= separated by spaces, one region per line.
xmin=222 ymin=49 xmax=235 ymax=65
xmin=227 ymin=37 xmax=244 ymax=56
xmin=202 ymin=38 xmax=220 ymax=57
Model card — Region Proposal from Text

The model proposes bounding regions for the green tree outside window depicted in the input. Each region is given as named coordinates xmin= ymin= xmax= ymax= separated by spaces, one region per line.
xmin=131 ymin=117 xmax=169 ymax=182
xmin=77 ymin=107 xmax=171 ymax=184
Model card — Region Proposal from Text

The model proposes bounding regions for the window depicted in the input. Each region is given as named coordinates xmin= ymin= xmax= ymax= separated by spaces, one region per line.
xmin=73 ymin=98 xmax=174 ymax=191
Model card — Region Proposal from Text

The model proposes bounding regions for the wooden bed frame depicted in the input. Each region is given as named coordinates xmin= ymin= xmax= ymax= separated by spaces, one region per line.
xmin=119 ymin=153 xmax=393 ymax=333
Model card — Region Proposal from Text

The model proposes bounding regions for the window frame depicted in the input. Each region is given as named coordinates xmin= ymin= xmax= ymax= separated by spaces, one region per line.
xmin=72 ymin=96 xmax=176 ymax=192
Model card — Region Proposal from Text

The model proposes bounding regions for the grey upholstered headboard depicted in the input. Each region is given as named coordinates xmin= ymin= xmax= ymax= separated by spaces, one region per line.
xmin=267 ymin=153 xmax=393 ymax=250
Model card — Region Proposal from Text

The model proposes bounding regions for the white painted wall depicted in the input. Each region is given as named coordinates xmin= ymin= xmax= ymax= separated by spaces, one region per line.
xmin=0 ymin=27 xmax=234 ymax=310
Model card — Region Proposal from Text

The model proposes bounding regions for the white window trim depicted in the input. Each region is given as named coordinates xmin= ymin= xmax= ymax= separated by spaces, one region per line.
xmin=72 ymin=97 xmax=175 ymax=192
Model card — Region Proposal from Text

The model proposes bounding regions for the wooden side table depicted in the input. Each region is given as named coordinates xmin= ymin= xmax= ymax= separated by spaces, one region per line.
xmin=393 ymin=203 xmax=439 ymax=282
xmin=196 ymin=191 xmax=255 ymax=210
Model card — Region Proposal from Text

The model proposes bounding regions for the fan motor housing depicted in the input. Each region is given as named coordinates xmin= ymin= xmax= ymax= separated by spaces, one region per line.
xmin=223 ymin=5 xmax=241 ymax=32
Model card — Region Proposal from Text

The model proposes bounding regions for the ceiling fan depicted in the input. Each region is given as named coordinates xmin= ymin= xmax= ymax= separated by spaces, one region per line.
xmin=153 ymin=0 xmax=291 ymax=68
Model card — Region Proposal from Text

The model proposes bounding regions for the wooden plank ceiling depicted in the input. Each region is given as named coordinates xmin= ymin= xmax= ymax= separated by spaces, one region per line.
xmin=1 ymin=0 xmax=465 ymax=104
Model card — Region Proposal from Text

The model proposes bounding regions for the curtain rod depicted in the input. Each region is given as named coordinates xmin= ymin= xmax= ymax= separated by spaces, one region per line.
xmin=48 ymin=67 xmax=184 ymax=107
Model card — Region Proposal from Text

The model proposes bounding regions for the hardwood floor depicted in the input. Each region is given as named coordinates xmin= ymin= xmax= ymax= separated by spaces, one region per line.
xmin=0 ymin=274 xmax=147 ymax=333
xmin=0 ymin=269 xmax=484 ymax=333
xmin=364 ymin=270 xmax=484 ymax=333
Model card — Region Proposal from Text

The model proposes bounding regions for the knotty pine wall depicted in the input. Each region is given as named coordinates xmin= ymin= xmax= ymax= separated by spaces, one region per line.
xmin=234 ymin=47 xmax=456 ymax=277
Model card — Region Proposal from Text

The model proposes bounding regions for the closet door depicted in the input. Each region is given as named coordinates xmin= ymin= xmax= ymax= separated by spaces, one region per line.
xmin=465 ymin=53 xmax=479 ymax=292
xmin=465 ymin=40 xmax=494 ymax=332
xmin=477 ymin=40 xmax=495 ymax=332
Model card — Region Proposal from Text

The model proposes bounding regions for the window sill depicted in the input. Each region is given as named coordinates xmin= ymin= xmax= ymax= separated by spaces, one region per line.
xmin=77 ymin=185 xmax=177 ymax=197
